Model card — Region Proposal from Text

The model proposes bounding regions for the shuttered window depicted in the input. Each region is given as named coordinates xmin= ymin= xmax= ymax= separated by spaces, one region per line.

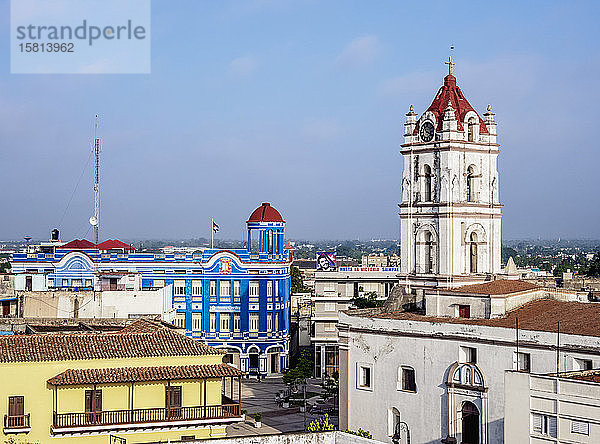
xmin=85 ymin=390 xmax=102 ymax=412
xmin=8 ymin=396 xmax=24 ymax=417
xmin=532 ymin=413 xmax=557 ymax=437
xmin=571 ymin=420 xmax=589 ymax=435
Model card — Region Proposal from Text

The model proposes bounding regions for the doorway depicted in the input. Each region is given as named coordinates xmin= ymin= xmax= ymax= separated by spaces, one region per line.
xmin=270 ymin=353 xmax=279 ymax=373
xmin=249 ymin=353 xmax=259 ymax=372
xmin=461 ymin=401 xmax=479 ymax=444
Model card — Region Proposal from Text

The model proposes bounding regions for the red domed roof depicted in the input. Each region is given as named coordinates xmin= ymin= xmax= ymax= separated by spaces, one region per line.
xmin=247 ymin=202 xmax=284 ymax=223
xmin=414 ymin=74 xmax=488 ymax=134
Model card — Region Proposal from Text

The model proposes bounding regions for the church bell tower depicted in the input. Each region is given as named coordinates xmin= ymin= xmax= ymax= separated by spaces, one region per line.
xmin=399 ymin=58 xmax=502 ymax=281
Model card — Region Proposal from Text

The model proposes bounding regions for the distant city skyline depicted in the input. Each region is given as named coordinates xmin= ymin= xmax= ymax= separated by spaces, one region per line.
xmin=1 ymin=1 xmax=599 ymax=241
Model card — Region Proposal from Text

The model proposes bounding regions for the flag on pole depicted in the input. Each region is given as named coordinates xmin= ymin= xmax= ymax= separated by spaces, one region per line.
xmin=212 ymin=220 xmax=220 ymax=233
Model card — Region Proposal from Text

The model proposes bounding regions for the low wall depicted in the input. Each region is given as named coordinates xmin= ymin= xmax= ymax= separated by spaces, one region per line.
xmin=169 ymin=431 xmax=384 ymax=444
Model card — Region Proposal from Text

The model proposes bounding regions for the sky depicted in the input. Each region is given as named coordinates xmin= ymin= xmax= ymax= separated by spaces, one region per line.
xmin=1 ymin=0 xmax=599 ymax=241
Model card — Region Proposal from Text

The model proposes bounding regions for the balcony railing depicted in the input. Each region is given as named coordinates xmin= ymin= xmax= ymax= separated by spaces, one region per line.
xmin=52 ymin=402 xmax=240 ymax=431
xmin=4 ymin=414 xmax=30 ymax=430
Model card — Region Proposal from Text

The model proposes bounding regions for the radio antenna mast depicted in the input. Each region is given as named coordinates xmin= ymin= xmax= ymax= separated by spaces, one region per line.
xmin=90 ymin=115 xmax=101 ymax=244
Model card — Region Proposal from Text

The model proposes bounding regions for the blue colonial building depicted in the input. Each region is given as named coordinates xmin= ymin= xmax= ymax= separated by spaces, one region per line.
xmin=11 ymin=203 xmax=291 ymax=376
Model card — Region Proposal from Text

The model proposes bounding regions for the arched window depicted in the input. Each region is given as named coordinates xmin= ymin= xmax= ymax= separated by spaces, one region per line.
xmin=424 ymin=165 xmax=432 ymax=202
xmin=470 ymin=232 xmax=478 ymax=274
xmin=467 ymin=117 xmax=476 ymax=142
xmin=424 ymin=232 xmax=433 ymax=274
xmin=466 ymin=166 xmax=476 ymax=202
xmin=461 ymin=401 xmax=480 ymax=444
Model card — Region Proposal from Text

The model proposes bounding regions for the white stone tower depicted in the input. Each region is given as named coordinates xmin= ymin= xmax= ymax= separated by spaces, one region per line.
xmin=399 ymin=59 xmax=501 ymax=283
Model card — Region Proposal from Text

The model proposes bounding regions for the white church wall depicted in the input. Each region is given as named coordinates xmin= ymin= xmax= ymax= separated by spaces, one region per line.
xmin=340 ymin=312 xmax=600 ymax=444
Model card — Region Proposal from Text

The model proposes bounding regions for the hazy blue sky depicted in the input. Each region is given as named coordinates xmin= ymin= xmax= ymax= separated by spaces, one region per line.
xmin=1 ymin=0 xmax=599 ymax=241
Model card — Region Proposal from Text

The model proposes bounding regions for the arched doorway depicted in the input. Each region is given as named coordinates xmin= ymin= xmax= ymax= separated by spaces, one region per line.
xmin=461 ymin=401 xmax=479 ymax=444
xmin=469 ymin=232 xmax=478 ymax=273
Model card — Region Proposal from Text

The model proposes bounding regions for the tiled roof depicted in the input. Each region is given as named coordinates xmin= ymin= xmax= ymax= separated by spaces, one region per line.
xmin=561 ymin=370 xmax=600 ymax=383
xmin=247 ymin=202 xmax=284 ymax=223
xmin=97 ymin=239 xmax=135 ymax=251
xmin=369 ymin=299 xmax=600 ymax=337
xmin=58 ymin=239 xmax=97 ymax=250
xmin=417 ymin=73 xmax=489 ymax=134
xmin=450 ymin=279 xmax=539 ymax=295
xmin=116 ymin=319 xmax=177 ymax=334
xmin=0 ymin=320 xmax=220 ymax=363
xmin=48 ymin=364 xmax=243 ymax=386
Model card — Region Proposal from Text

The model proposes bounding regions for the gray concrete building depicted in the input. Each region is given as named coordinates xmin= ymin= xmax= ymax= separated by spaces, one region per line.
xmin=505 ymin=369 xmax=600 ymax=443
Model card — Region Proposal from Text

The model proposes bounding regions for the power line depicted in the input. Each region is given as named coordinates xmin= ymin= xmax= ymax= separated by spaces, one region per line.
xmin=57 ymin=150 xmax=93 ymax=231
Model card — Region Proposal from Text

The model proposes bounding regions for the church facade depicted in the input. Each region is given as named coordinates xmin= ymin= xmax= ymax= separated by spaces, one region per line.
xmin=399 ymin=61 xmax=502 ymax=288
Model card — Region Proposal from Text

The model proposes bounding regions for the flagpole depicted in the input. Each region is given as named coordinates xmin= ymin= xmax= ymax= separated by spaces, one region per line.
xmin=211 ymin=217 xmax=214 ymax=249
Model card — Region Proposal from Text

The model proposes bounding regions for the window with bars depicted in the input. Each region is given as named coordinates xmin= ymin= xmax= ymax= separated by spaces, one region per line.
xmin=275 ymin=312 xmax=279 ymax=331
xmin=220 ymin=281 xmax=231 ymax=298
xmin=233 ymin=313 xmax=241 ymax=332
xmin=249 ymin=313 xmax=259 ymax=332
xmin=249 ymin=281 xmax=259 ymax=301
xmin=234 ymin=281 xmax=241 ymax=296
xmin=174 ymin=313 xmax=186 ymax=329
xmin=192 ymin=281 xmax=202 ymax=296
xmin=267 ymin=313 xmax=273 ymax=332
xmin=532 ymin=413 xmax=557 ymax=437
xmin=210 ymin=281 xmax=217 ymax=297
xmin=220 ymin=314 xmax=230 ymax=332
xmin=267 ymin=281 xmax=273 ymax=299
xmin=210 ymin=313 xmax=217 ymax=332
xmin=174 ymin=280 xmax=186 ymax=296
xmin=192 ymin=313 xmax=202 ymax=331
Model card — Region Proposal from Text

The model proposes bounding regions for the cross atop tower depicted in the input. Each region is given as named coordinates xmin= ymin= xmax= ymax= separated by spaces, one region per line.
xmin=445 ymin=56 xmax=455 ymax=75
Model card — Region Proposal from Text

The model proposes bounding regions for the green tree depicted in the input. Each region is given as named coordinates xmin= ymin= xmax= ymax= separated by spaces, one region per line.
xmin=291 ymin=266 xmax=307 ymax=293
xmin=283 ymin=350 xmax=313 ymax=387
xmin=350 ymin=292 xmax=383 ymax=309
xmin=587 ymin=252 xmax=600 ymax=277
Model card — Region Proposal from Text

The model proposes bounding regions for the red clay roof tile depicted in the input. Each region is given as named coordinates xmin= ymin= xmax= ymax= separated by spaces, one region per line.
xmin=0 ymin=320 xmax=220 ymax=363
xmin=369 ymin=299 xmax=600 ymax=337
xmin=48 ymin=364 xmax=243 ymax=386
xmin=451 ymin=279 xmax=539 ymax=295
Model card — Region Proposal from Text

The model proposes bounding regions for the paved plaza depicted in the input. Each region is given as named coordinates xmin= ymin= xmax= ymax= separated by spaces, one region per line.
xmin=226 ymin=376 xmax=339 ymax=436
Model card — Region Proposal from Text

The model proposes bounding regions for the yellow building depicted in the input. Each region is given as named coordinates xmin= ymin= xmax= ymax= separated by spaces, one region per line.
xmin=0 ymin=319 xmax=244 ymax=443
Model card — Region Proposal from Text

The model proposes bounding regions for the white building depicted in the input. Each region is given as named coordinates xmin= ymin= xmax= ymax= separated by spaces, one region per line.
xmin=312 ymin=267 xmax=399 ymax=378
xmin=338 ymin=281 xmax=597 ymax=444
xmin=399 ymin=62 xmax=501 ymax=290
xmin=505 ymin=369 xmax=600 ymax=443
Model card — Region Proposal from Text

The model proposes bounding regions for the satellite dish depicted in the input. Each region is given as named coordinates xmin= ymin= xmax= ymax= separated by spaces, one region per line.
xmin=89 ymin=216 xmax=98 ymax=226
